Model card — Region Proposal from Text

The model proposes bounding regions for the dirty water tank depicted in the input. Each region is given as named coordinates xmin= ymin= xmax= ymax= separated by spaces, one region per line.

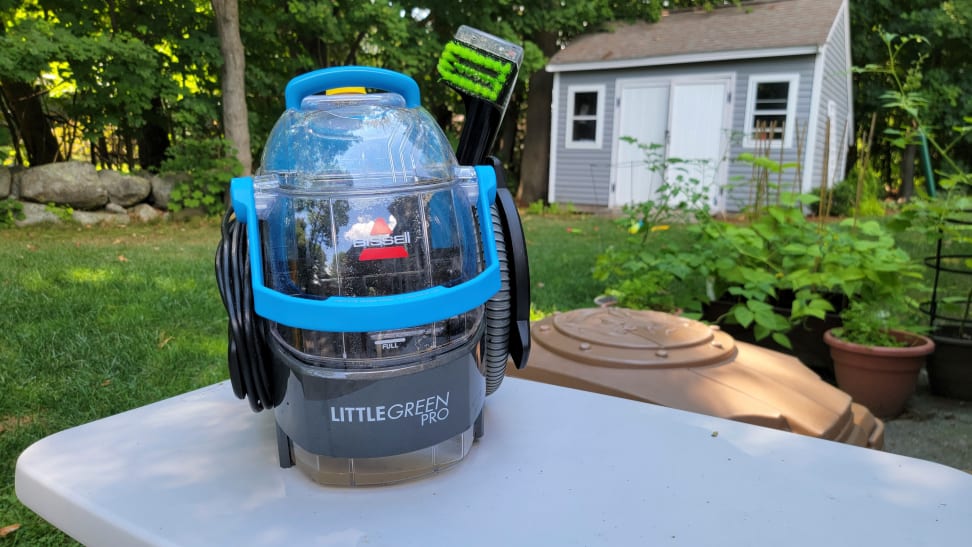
xmin=509 ymin=308 xmax=884 ymax=449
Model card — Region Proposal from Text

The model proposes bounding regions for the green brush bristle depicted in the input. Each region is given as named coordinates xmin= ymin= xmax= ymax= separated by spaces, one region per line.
xmin=437 ymin=41 xmax=514 ymax=103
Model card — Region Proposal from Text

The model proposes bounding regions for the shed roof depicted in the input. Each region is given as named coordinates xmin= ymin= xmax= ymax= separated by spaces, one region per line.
xmin=548 ymin=0 xmax=844 ymax=72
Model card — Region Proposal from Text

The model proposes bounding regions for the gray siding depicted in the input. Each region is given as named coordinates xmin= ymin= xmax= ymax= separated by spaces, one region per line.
xmin=724 ymin=56 xmax=817 ymax=211
xmin=809 ymin=2 xmax=853 ymax=194
xmin=551 ymin=72 xmax=616 ymax=206
xmin=552 ymin=56 xmax=818 ymax=212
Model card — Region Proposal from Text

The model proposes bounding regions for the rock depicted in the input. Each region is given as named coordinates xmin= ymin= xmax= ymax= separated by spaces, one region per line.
xmin=14 ymin=202 xmax=62 ymax=226
xmin=100 ymin=169 xmax=151 ymax=207
xmin=149 ymin=172 xmax=189 ymax=210
xmin=73 ymin=210 xmax=130 ymax=226
xmin=18 ymin=161 xmax=108 ymax=210
xmin=8 ymin=165 xmax=24 ymax=198
xmin=105 ymin=202 xmax=127 ymax=214
xmin=0 ymin=166 xmax=10 ymax=199
xmin=130 ymin=203 xmax=165 ymax=223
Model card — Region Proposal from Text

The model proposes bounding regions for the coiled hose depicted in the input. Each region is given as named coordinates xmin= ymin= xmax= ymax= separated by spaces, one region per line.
xmin=214 ymin=208 xmax=275 ymax=412
xmin=483 ymin=203 xmax=511 ymax=395
xmin=483 ymin=177 xmax=532 ymax=394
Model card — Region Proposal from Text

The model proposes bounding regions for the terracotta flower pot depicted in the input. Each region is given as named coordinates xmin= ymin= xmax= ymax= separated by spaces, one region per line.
xmin=823 ymin=329 xmax=935 ymax=419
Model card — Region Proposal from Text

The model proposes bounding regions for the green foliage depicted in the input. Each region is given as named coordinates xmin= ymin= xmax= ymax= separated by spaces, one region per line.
xmin=858 ymin=33 xmax=972 ymax=248
xmin=44 ymin=202 xmax=74 ymax=222
xmin=525 ymin=200 xmax=578 ymax=216
xmin=0 ymin=197 xmax=24 ymax=228
xmin=733 ymin=150 xmax=802 ymax=216
xmin=0 ymin=0 xmax=679 ymax=177
xmin=161 ymin=138 xmax=242 ymax=216
xmin=593 ymin=137 xmax=719 ymax=316
xmin=832 ymin=299 xmax=927 ymax=348
xmin=0 ymin=1 xmax=226 ymax=167
xmin=824 ymin=166 xmax=887 ymax=218
xmin=851 ymin=1 xmax=972 ymax=187
xmin=595 ymin=142 xmax=925 ymax=347
xmin=526 ymin=199 xmax=546 ymax=215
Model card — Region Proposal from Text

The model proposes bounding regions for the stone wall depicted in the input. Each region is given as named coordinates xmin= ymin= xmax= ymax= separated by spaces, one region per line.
xmin=0 ymin=161 xmax=197 ymax=226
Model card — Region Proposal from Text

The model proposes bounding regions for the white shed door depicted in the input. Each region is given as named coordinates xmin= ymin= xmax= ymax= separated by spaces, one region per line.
xmin=614 ymin=82 xmax=669 ymax=206
xmin=668 ymin=79 xmax=729 ymax=210
xmin=613 ymin=76 xmax=730 ymax=211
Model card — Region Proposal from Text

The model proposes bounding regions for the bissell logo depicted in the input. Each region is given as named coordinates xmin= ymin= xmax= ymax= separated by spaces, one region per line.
xmin=354 ymin=217 xmax=410 ymax=261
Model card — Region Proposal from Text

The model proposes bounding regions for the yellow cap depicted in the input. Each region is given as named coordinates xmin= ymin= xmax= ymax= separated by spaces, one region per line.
xmin=325 ymin=87 xmax=366 ymax=95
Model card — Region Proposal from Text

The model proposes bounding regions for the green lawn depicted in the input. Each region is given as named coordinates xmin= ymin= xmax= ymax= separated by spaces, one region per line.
xmin=0 ymin=211 xmax=623 ymax=543
xmin=522 ymin=212 xmax=625 ymax=314
xmin=0 ymin=219 xmax=226 ymax=545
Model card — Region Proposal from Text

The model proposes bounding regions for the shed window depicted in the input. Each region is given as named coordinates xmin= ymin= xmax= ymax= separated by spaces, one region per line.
xmin=744 ymin=74 xmax=799 ymax=148
xmin=566 ymin=85 xmax=605 ymax=149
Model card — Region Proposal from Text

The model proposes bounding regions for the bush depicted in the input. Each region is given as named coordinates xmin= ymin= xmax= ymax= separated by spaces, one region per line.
xmin=826 ymin=164 xmax=886 ymax=217
xmin=161 ymin=138 xmax=242 ymax=216
xmin=595 ymin=191 xmax=924 ymax=349
xmin=0 ymin=197 xmax=24 ymax=228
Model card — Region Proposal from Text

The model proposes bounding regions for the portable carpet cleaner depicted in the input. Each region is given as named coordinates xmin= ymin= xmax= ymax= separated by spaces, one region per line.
xmin=215 ymin=30 xmax=528 ymax=487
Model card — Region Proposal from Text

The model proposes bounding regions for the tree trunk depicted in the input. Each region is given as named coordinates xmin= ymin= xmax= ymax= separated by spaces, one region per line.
xmin=0 ymin=81 xmax=60 ymax=166
xmin=138 ymin=96 xmax=171 ymax=172
xmin=0 ymin=90 xmax=25 ymax=165
xmin=212 ymin=0 xmax=252 ymax=176
xmin=517 ymin=31 xmax=558 ymax=206
xmin=496 ymin=91 xmax=520 ymax=182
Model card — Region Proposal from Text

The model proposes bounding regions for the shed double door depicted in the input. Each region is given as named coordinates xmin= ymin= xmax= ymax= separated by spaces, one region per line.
xmin=613 ymin=76 xmax=731 ymax=211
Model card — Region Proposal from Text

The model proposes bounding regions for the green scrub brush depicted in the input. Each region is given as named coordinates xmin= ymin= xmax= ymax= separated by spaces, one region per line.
xmin=438 ymin=27 xmax=531 ymax=376
xmin=437 ymin=25 xmax=523 ymax=164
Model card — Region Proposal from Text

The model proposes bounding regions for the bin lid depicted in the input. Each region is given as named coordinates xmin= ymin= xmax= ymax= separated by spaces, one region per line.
xmin=516 ymin=308 xmax=885 ymax=449
xmin=533 ymin=308 xmax=736 ymax=369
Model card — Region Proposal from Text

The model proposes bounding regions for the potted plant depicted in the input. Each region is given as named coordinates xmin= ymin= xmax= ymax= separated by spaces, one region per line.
xmin=823 ymin=300 xmax=934 ymax=419
xmin=855 ymin=31 xmax=972 ymax=401
xmin=596 ymin=185 xmax=923 ymax=373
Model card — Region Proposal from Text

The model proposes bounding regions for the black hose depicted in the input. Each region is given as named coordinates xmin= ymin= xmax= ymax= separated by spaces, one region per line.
xmin=215 ymin=207 xmax=275 ymax=412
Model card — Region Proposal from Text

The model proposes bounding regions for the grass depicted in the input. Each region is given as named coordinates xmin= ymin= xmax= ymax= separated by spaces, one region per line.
xmin=522 ymin=212 xmax=624 ymax=313
xmin=1 ymin=219 xmax=226 ymax=545
xmin=0 ymin=211 xmax=623 ymax=544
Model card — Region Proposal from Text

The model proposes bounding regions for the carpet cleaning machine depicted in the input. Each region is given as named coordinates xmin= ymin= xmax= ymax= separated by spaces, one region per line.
xmin=215 ymin=29 xmax=529 ymax=486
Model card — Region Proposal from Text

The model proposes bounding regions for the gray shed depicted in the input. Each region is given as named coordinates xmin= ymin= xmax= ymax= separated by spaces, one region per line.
xmin=546 ymin=0 xmax=852 ymax=212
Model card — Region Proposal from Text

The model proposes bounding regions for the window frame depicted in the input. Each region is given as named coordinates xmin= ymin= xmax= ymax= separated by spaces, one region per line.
xmin=742 ymin=74 xmax=800 ymax=149
xmin=565 ymin=84 xmax=606 ymax=149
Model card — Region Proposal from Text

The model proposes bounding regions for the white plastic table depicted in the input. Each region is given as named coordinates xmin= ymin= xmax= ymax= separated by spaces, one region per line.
xmin=16 ymin=378 xmax=972 ymax=546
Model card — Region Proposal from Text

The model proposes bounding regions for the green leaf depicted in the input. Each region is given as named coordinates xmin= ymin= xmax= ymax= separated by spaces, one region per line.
xmin=781 ymin=243 xmax=808 ymax=255
xmin=733 ymin=305 xmax=755 ymax=328
xmin=771 ymin=332 xmax=793 ymax=350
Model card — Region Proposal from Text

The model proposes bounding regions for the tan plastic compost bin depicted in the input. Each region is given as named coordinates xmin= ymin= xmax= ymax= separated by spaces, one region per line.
xmin=509 ymin=308 xmax=884 ymax=449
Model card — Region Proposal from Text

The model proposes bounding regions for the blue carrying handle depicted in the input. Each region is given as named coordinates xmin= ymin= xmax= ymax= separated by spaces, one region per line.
xmin=230 ymin=166 xmax=500 ymax=333
xmin=284 ymin=66 xmax=421 ymax=110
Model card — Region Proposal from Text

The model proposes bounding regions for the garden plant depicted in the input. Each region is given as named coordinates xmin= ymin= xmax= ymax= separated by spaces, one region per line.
xmin=594 ymin=140 xmax=924 ymax=352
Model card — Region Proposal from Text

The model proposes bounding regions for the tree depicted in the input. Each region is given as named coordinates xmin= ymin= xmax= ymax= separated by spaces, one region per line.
xmin=212 ymin=0 xmax=251 ymax=176
xmin=0 ymin=0 xmax=226 ymax=170
xmin=0 ymin=6 xmax=62 ymax=165
xmin=850 ymin=0 xmax=972 ymax=193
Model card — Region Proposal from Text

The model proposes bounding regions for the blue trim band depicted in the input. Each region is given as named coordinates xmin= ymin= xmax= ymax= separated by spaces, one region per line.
xmin=284 ymin=66 xmax=421 ymax=110
xmin=230 ymin=167 xmax=499 ymax=332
